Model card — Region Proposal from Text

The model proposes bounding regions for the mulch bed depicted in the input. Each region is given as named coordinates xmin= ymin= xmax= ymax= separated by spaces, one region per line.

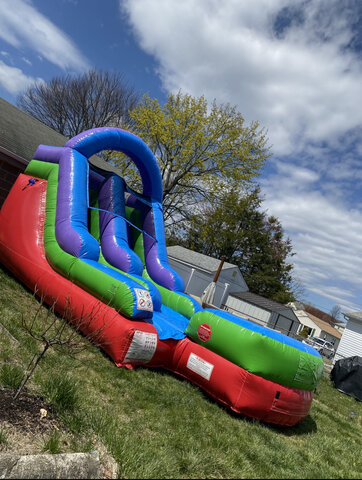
xmin=0 ymin=386 xmax=61 ymax=434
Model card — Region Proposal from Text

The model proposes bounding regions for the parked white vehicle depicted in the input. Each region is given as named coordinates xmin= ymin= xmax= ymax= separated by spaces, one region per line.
xmin=302 ymin=337 xmax=335 ymax=359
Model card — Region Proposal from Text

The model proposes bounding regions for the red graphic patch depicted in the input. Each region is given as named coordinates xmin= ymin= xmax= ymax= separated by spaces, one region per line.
xmin=197 ymin=323 xmax=212 ymax=342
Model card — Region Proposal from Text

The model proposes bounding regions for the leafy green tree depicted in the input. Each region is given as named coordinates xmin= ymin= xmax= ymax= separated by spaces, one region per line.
xmin=177 ymin=186 xmax=295 ymax=304
xmin=116 ymin=91 xmax=271 ymax=224
xmin=244 ymin=214 xmax=295 ymax=303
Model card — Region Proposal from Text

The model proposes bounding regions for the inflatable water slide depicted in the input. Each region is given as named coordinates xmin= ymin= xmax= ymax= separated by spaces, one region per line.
xmin=0 ymin=127 xmax=324 ymax=426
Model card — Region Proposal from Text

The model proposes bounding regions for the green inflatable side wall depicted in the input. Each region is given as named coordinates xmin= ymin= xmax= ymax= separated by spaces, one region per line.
xmin=185 ymin=310 xmax=324 ymax=390
xmin=25 ymin=160 xmax=148 ymax=319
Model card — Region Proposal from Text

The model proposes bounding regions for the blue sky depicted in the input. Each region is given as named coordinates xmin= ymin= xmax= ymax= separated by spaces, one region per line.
xmin=0 ymin=0 xmax=361 ymax=318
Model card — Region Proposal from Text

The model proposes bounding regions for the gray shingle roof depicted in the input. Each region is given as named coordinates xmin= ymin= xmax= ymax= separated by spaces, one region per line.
xmin=0 ymin=97 xmax=66 ymax=161
xmin=167 ymin=245 xmax=237 ymax=273
xmin=0 ymin=97 xmax=121 ymax=175
xmin=343 ymin=311 xmax=362 ymax=322
xmin=231 ymin=291 xmax=293 ymax=313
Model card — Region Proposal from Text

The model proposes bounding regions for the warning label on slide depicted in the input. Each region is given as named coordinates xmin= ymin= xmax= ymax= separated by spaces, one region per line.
xmin=197 ymin=323 xmax=212 ymax=342
xmin=135 ymin=289 xmax=153 ymax=312
xmin=124 ymin=330 xmax=157 ymax=364
xmin=186 ymin=353 xmax=214 ymax=381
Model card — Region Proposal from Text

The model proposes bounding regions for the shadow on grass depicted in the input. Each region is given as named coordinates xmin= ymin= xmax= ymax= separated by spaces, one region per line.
xmin=137 ymin=365 xmax=318 ymax=435
xmin=266 ymin=414 xmax=317 ymax=435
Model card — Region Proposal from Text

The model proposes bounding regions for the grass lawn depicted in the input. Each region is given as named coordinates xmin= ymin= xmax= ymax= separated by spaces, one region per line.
xmin=0 ymin=263 xmax=361 ymax=479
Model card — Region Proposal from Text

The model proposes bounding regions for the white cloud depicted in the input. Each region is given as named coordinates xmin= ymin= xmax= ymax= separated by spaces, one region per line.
xmin=0 ymin=60 xmax=43 ymax=94
xmin=261 ymin=162 xmax=362 ymax=310
xmin=308 ymin=286 xmax=360 ymax=312
xmin=22 ymin=57 xmax=32 ymax=66
xmin=0 ymin=0 xmax=89 ymax=71
xmin=121 ymin=0 xmax=362 ymax=155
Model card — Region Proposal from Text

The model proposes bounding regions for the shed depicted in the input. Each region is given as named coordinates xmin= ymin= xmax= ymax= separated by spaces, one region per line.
xmin=334 ymin=311 xmax=362 ymax=363
xmin=224 ymin=291 xmax=300 ymax=337
xmin=166 ymin=245 xmax=248 ymax=308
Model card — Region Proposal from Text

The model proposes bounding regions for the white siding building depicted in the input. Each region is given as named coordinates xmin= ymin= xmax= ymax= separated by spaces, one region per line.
xmin=167 ymin=245 xmax=248 ymax=308
xmin=289 ymin=304 xmax=318 ymax=337
xmin=334 ymin=311 xmax=362 ymax=363
xmin=167 ymin=246 xmax=300 ymax=337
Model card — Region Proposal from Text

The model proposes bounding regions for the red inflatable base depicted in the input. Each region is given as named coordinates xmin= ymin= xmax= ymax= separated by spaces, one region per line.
xmin=0 ymin=174 xmax=314 ymax=426
xmin=170 ymin=338 xmax=313 ymax=426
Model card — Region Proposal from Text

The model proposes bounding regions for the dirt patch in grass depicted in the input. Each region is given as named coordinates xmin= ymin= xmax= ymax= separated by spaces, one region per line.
xmin=0 ymin=387 xmax=60 ymax=433
xmin=0 ymin=386 xmax=119 ymax=478
xmin=0 ymin=386 xmax=61 ymax=455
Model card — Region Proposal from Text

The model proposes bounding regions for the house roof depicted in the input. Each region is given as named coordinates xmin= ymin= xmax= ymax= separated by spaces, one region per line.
xmin=307 ymin=313 xmax=342 ymax=339
xmin=343 ymin=311 xmax=362 ymax=323
xmin=167 ymin=245 xmax=237 ymax=273
xmin=230 ymin=291 xmax=296 ymax=315
xmin=304 ymin=304 xmax=338 ymax=327
xmin=0 ymin=97 xmax=66 ymax=162
xmin=0 ymin=97 xmax=120 ymax=175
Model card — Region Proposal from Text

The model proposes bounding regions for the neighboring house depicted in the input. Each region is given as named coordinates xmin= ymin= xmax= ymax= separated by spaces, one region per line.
xmin=167 ymin=246 xmax=301 ymax=337
xmin=289 ymin=302 xmax=342 ymax=349
xmin=334 ymin=311 xmax=362 ymax=363
xmin=0 ymin=96 xmax=67 ymax=207
xmin=304 ymin=304 xmax=346 ymax=332
xmin=224 ymin=291 xmax=300 ymax=337
xmin=303 ymin=313 xmax=342 ymax=349
xmin=289 ymin=302 xmax=317 ymax=336
xmin=0 ymin=96 xmax=119 ymax=207
xmin=167 ymin=245 xmax=248 ymax=308
xmin=333 ymin=320 xmax=347 ymax=333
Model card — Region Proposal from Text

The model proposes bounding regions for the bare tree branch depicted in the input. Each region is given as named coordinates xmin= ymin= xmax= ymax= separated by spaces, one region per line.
xmin=14 ymin=285 xmax=121 ymax=400
xmin=17 ymin=69 xmax=140 ymax=138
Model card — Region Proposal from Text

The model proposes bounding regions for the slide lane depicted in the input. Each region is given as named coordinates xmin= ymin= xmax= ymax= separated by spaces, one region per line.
xmin=0 ymin=173 xmax=175 ymax=368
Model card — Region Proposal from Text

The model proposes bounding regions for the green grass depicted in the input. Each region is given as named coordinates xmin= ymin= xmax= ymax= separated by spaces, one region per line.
xmin=0 ymin=363 xmax=24 ymax=389
xmin=40 ymin=374 xmax=79 ymax=413
xmin=42 ymin=430 xmax=61 ymax=454
xmin=0 ymin=428 xmax=8 ymax=448
xmin=0 ymin=263 xmax=361 ymax=478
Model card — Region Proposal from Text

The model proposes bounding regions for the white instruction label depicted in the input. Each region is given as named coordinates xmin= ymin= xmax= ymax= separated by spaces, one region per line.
xmin=186 ymin=353 xmax=214 ymax=381
xmin=135 ymin=289 xmax=153 ymax=312
xmin=124 ymin=330 xmax=157 ymax=364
